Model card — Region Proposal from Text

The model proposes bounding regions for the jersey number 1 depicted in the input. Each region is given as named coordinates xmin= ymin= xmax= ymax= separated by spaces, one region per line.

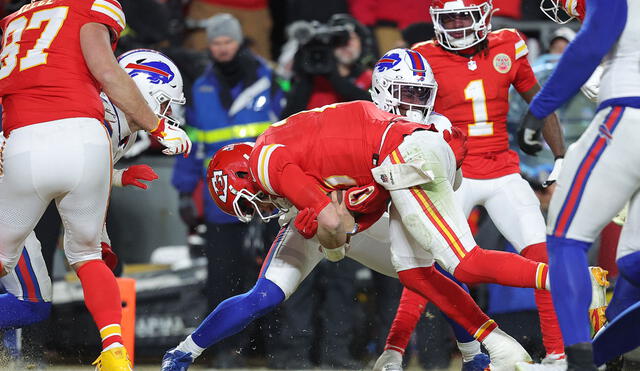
xmin=464 ymin=80 xmax=494 ymax=136
xmin=0 ymin=6 xmax=69 ymax=80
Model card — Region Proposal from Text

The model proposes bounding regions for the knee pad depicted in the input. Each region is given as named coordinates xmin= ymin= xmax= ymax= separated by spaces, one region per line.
xmin=0 ymin=293 xmax=51 ymax=328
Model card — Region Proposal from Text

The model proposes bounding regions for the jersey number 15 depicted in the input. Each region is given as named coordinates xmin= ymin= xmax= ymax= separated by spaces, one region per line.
xmin=0 ymin=6 xmax=69 ymax=80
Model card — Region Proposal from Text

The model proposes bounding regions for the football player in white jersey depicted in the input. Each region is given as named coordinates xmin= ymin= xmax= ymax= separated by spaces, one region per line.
xmin=0 ymin=49 xmax=186 ymax=338
xmin=518 ymin=0 xmax=638 ymax=369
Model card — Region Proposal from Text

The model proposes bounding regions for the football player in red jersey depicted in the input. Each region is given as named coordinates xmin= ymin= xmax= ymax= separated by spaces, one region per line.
xmin=0 ymin=1 xmax=189 ymax=370
xmin=373 ymin=0 xmax=575 ymax=369
xmin=162 ymin=55 xmax=590 ymax=369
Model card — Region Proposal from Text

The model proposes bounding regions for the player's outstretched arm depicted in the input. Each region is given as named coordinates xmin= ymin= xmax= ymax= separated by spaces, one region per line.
xmin=80 ymin=23 xmax=158 ymax=132
xmin=529 ymin=0 xmax=628 ymax=119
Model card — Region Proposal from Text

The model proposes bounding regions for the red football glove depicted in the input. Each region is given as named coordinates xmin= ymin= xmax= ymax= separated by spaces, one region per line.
xmin=294 ymin=208 xmax=318 ymax=239
xmin=122 ymin=164 xmax=159 ymax=190
xmin=101 ymin=242 xmax=118 ymax=272
xmin=345 ymin=183 xmax=389 ymax=215
xmin=442 ymin=126 xmax=468 ymax=169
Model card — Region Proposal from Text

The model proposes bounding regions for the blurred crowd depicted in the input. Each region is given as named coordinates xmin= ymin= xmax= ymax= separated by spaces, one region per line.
xmin=0 ymin=0 xmax=615 ymax=369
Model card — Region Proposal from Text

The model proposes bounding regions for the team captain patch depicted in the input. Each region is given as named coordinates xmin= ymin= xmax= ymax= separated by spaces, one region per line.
xmin=493 ymin=53 xmax=512 ymax=74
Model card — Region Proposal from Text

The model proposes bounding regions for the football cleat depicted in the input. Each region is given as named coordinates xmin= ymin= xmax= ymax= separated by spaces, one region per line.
xmin=91 ymin=346 xmax=132 ymax=371
xmin=161 ymin=348 xmax=193 ymax=371
xmin=373 ymin=349 xmax=403 ymax=371
xmin=462 ymin=353 xmax=491 ymax=371
xmin=483 ymin=328 xmax=532 ymax=371
xmin=515 ymin=353 xmax=567 ymax=371
xmin=589 ymin=266 xmax=610 ymax=336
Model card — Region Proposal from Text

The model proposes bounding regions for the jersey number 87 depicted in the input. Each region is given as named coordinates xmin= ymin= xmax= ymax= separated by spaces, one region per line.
xmin=0 ymin=6 xmax=68 ymax=80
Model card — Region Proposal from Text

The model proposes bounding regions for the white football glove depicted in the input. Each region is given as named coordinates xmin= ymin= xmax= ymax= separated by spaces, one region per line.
xmin=581 ymin=65 xmax=603 ymax=102
xmin=150 ymin=119 xmax=192 ymax=157
xmin=544 ymin=157 xmax=563 ymax=187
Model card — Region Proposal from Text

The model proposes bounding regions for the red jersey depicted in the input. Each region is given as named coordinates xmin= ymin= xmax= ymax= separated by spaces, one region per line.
xmin=0 ymin=0 xmax=126 ymax=135
xmin=249 ymin=101 xmax=423 ymax=213
xmin=413 ymin=29 xmax=537 ymax=179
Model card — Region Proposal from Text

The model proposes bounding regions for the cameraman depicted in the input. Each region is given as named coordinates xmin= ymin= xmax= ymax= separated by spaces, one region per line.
xmin=281 ymin=14 xmax=374 ymax=117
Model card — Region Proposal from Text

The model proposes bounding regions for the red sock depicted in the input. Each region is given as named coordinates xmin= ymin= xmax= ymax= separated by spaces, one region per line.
xmin=522 ymin=243 xmax=564 ymax=355
xmin=384 ymin=287 xmax=427 ymax=354
xmin=398 ymin=267 xmax=493 ymax=338
xmin=454 ymin=246 xmax=548 ymax=288
xmin=76 ymin=260 xmax=123 ymax=350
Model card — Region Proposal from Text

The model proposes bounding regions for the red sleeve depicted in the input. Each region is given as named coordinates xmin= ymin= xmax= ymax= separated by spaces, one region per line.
xmin=513 ymin=56 xmax=537 ymax=93
xmin=252 ymin=145 xmax=331 ymax=213
xmin=510 ymin=30 xmax=537 ymax=93
xmin=87 ymin=0 xmax=126 ymax=43
xmin=278 ymin=164 xmax=332 ymax=213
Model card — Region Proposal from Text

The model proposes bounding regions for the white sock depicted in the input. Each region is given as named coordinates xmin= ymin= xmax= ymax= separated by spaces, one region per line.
xmin=176 ymin=335 xmax=205 ymax=359
xmin=457 ymin=340 xmax=481 ymax=363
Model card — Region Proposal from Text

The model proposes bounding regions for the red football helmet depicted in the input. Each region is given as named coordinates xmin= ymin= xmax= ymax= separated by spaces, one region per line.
xmin=539 ymin=0 xmax=585 ymax=23
xmin=207 ymin=142 xmax=287 ymax=223
xmin=430 ymin=0 xmax=494 ymax=50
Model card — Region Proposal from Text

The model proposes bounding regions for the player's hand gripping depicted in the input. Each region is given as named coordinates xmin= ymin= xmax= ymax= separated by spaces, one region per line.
xmin=120 ymin=164 xmax=159 ymax=189
xmin=294 ymin=208 xmax=318 ymax=239
xmin=517 ymin=109 xmax=545 ymax=155
xmin=150 ymin=118 xmax=192 ymax=157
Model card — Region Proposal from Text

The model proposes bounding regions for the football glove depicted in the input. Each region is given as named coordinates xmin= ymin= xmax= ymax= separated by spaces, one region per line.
xmin=294 ymin=207 xmax=318 ymax=239
xmin=113 ymin=164 xmax=159 ymax=189
xmin=345 ymin=183 xmax=388 ymax=215
xmin=544 ymin=157 xmax=563 ymax=187
xmin=442 ymin=126 xmax=468 ymax=169
xmin=517 ymin=110 xmax=545 ymax=155
xmin=101 ymin=242 xmax=118 ymax=272
xmin=150 ymin=118 xmax=192 ymax=157
xmin=581 ymin=65 xmax=603 ymax=102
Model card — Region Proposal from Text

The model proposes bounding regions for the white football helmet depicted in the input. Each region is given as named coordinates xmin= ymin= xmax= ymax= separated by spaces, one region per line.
xmin=539 ymin=0 xmax=583 ymax=24
xmin=371 ymin=48 xmax=438 ymax=124
xmin=430 ymin=0 xmax=494 ymax=50
xmin=118 ymin=49 xmax=186 ymax=126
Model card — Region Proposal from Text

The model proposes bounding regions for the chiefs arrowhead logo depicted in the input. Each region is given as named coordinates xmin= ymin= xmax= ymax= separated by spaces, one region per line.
xmin=211 ymin=170 xmax=229 ymax=203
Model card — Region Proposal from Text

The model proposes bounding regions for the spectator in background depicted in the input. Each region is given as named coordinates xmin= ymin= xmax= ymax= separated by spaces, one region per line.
xmin=183 ymin=0 xmax=272 ymax=60
xmin=171 ymin=13 xmax=283 ymax=368
xmin=348 ymin=0 xmax=429 ymax=57
xmin=282 ymin=14 xmax=374 ymax=117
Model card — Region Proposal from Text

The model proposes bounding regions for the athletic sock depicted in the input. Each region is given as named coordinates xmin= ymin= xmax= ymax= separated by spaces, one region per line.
xmin=522 ymin=243 xmax=564 ymax=355
xmin=76 ymin=260 xmax=123 ymax=350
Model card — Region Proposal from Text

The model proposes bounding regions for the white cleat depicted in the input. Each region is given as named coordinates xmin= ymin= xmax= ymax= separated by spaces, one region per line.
xmin=515 ymin=354 xmax=567 ymax=371
xmin=373 ymin=349 xmax=403 ymax=371
xmin=482 ymin=328 xmax=532 ymax=371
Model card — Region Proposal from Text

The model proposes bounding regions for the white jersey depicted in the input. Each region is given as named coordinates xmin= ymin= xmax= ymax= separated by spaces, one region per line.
xmin=100 ymin=92 xmax=137 ymax=164
xmin=598 ymin=0 xmax=640 ymax=104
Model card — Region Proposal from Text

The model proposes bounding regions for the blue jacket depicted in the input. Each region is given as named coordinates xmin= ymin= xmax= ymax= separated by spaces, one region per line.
xmin=172 ymin=56 xmax=284 ymax=224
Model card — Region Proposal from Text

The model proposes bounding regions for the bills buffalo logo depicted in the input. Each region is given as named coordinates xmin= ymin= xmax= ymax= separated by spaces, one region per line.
xmin=125 ymin=60 xmax=174 ymax=84
xmin=211 ymin=170 xmax=229 ymax=203
xmin=375 ymin=52 xmax=402 ymax=72
xmin=598 ymin=123 xmax=613 ymax=143
xmin=493 ymin=53 xmax=512 ymax=74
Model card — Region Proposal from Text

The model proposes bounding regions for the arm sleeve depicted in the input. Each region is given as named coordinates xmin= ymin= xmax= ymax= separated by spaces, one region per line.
xmin=88 ymin=0 xmax=126 ymax=43
xmin=253 ymin=145 xmax=331 ymax=212
xmin=513 ymin=53 xmax=538 ymax=94
xmin=529 ymin=0 xmax=628 ymax=119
